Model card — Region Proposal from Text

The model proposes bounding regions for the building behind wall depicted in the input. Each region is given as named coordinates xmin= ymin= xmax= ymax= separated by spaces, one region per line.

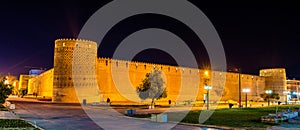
xmin=29 ymin=69 xmax=44 ymax=76
xmin=286 ymin=79 xmax=300 ymax=101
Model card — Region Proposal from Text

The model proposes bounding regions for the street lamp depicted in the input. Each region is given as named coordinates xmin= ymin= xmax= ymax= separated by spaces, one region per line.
xmin=265 ymin=90 xmax=273 ymax=106
xmin=204 ymin=85 xmax=212 ymax=110
xmin=283 ymin=91 xmax=290 ymax=105
xmin=242 ymin=88 xmax=250 ymax=108
xmin=232 ymin=68 xmax=242 ymax=108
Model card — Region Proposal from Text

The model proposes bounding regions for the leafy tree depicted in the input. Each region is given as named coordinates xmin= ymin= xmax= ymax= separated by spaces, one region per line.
xmin=19 ymin=89 xmax=27 ymax=98
xmin=0 ymin=80 xmax=12 ymax=103
xmin=260 ymin=92 xmax=280 ymax=101
xmin=136 ymin=69 xmax=167 ymax=106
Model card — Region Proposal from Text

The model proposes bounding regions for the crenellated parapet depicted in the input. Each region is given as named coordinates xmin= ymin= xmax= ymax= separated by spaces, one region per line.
xmin=55 ymin=38 xmax=97 ymax=45
xmin=97 ymin=57 xmax=203 ymax=76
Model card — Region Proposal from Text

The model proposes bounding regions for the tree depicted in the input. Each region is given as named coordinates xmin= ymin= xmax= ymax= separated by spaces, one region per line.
xmin=260 ymin=92 xmax=280 ymax=101
xmin=136 ymin=69 xmax=167 ymax=106
xmin=0 ymin=78 xmax=12 ymax=103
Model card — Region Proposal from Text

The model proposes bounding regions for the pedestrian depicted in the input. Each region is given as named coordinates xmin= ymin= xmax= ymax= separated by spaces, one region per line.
xmin=106 ymin=98 xmax=110 ymax=105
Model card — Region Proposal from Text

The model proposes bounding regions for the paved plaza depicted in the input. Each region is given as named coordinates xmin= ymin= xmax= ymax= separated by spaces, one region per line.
xmin=7 ymin=97 xmax=299 ymax=130
xmin=8 ymin=97 xmax=211 ymax=130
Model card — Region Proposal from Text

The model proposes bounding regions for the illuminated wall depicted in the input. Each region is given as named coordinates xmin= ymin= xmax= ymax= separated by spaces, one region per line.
xmin=18 ymin=75 xmax=35 ymax=90
xmin=29 ymin=38 xmax=288 ymax=104
xmin=96 ymin=58 xmax=201 ymax=104
xmin=287 ymin=80 xmax=300 ymax=93
xmin=96 ymin=58 xmax=265 ymax=104
xmin=207 ymin=72 xmax=265 ymax=102
xmin=52 ymin=39 xmax=267 ymax=103
xmin=28 ymin=69 xmax=54 ymax=97
xmin=27 ymin=77 xmax=36 ymax=95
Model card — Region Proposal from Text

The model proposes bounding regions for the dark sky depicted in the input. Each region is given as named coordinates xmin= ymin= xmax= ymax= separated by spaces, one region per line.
xmin=1 ymin=0 xmax=300 ymax=79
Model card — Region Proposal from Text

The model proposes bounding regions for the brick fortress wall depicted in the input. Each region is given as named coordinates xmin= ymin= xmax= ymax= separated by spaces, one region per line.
xmin=28 ymin=39 xmax=290 ymax=104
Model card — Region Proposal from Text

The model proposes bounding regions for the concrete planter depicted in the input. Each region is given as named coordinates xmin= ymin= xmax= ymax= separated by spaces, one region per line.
xmin=150 ymin=114 xmax=167 ymax=122
xmin=9 ymin=104 xmax=15 ymax=110
xmin=125 ymin=109 xmax=136 ymax=115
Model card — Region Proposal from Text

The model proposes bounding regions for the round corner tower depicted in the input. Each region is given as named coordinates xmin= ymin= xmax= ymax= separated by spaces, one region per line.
xmin=259 ymin=68 xmax=287 ymax=101
xmin=53 ymin=38 xmax=98 ymax=103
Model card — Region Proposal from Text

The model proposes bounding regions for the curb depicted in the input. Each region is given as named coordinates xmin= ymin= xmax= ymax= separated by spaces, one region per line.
xmin=176 ymin=122 xmax=243 ymax=130
xmin=124 ymin=114 xmax=239 ymax=130
xmin=176 ymin=122 xmax=270 ymax=130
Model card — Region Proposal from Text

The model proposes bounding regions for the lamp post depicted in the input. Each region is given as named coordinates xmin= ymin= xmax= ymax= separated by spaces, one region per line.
xmin=265 ymin=90 xmax=273 ymax=106
xmin=204 ymin=85 xmax=212 ymax=110
xmin=233 ymin=68 xmax=242 ymax=108
xmin=203 ymin=70 xmax=210 ymax=109
xmin=242 ymin=88 xmax=250 ymax=108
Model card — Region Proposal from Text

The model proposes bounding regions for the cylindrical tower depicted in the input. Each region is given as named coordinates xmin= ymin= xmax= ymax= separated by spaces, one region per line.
xmin=259 ymin=68 xmax=287 ymax=102
xmin=53 ymin=38 xmax=98 ymax=102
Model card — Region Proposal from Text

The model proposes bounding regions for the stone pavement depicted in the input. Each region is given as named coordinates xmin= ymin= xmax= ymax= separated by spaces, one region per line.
xmin=8 ymin=97 xmax=215 ymax=130
xmin=0 ymin=111 xmax=17 ymax=119
xmin=10 ymin=101 xmax=101 ymax=129
xmin=81 ymin=105 xmax=198 ymax=130
xmin=9 ymin=97 xmax=298 ymax=130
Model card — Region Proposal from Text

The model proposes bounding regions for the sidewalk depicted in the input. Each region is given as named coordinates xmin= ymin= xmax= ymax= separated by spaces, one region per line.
xmin=0 ymin=111 xmax=17 ymax=119
xmin=82 ymin=105 xmax=205 ymax=130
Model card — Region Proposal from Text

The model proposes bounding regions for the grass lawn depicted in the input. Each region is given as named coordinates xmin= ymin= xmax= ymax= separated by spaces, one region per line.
xmin=130 ymin=105 xmax=300 ymax=128
xmin=0 ymin=119 xmax=39 ymax=129
xmin=174 ymin=108 xmax=277 ymax=128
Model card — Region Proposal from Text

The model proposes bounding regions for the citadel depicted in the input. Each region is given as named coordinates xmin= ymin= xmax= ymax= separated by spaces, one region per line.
xmin=16 ymin=38 xmax=294 ymax=105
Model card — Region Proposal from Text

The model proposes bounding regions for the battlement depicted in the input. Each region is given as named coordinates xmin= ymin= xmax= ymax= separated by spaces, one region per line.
xmin=55 ymin=38 xmax=97 ymax=44
xmin=54 ymin=38 xmax=97 ymax=49
xmin=96 ymin=58 xmax=268 ymax=79
xmin=97 ymin=57 xmax=203 ymax=75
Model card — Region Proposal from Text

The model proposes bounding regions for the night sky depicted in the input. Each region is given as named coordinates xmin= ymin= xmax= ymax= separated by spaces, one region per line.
xmin=1 ymin=0 xmax=300 ymax=79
